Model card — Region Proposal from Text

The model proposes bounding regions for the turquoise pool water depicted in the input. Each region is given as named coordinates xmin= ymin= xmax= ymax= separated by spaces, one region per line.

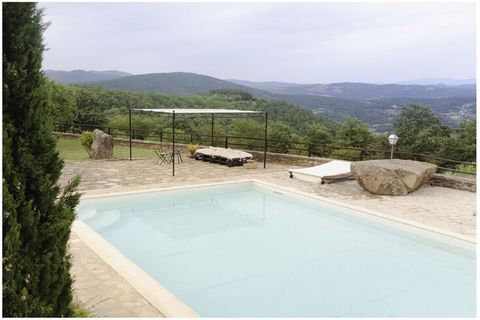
xmin=78 ymin=182 xmax=476 ymax=317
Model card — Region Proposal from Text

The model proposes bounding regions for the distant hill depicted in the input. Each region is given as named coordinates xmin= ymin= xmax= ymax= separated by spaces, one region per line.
xmin=229 ymin=79 xmax=475 ymax=100
xmin=397 ymin=78 xmax=476 ymax=86
xmin=45 ymin=69 xmax=132 ymax=84
xmin=51 ymin=70 xmax=281 ymax=101
xmin=227 ymin=79 xmax=303 ymax=93
xmin=89 ymin=72 xmax=277 ymax=99
xmin=61 ymin=70 xmax=474 ymax=131
xmin=278 ymin=95 xmax=476 ymax=131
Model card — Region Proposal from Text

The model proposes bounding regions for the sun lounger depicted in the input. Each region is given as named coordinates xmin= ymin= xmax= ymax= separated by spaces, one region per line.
xmin=289 ymin=160 xmax=353 ymax=184
xmin=195 ymin=147 xmax=253 ymax=167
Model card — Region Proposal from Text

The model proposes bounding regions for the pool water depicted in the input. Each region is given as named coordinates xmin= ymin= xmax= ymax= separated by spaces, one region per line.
xmin=78 ymin=182 xmax=476 ymax=317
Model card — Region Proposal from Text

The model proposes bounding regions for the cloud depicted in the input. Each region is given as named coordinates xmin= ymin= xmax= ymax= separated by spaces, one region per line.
xmin=40 ymin=2 xmax=476 ymax=83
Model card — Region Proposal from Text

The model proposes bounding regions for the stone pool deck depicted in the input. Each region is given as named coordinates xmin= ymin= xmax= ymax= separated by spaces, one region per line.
xmin=62 ymin=156 xmax=476 ymax=317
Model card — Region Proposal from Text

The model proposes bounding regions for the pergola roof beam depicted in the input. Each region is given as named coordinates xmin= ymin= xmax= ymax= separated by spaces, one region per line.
xmin=132 ymin=108 xmax=261 ymax=114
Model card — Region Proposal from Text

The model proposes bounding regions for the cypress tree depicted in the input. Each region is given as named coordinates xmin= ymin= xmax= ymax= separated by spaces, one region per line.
xmin=3 ymin=3 xmax=80 ymax=316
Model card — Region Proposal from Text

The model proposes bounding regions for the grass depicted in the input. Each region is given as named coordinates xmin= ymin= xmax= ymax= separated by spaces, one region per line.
xmin=56 ymin=137 xmax=155 ymax=162
xmin=73 ymin=305 xmax=91 ymax=317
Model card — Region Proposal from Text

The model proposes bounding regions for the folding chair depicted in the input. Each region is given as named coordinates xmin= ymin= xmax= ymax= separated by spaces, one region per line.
xmin=154 ymin=147 xmax=169 ymax=165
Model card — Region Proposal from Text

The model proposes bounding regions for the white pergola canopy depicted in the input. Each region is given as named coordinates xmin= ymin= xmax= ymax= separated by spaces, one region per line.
xmin=133 ymin=108 xmax=261 ymax=114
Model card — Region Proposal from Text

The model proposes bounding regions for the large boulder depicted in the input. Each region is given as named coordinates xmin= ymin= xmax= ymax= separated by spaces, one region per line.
xmin=351 ymin=159 xmax=437 ymax=196
xmin=91 ymin=129 xmax=114 ymax=159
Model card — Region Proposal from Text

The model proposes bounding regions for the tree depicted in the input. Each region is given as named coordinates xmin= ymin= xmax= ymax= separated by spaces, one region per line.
xmin=45 ymin=80 xmax=77 ymax=125
xmin=304 ymin=122 xmax=334 ymax=157
xmin=230 ymin=119 xmax=264 ymax=150
xmin=108 ymin=115 xmax=157 ymax=140
xmin=197 ymin=124 xmax=225 ymax=146
xmin=208 ymin=89 xmax=255 ymax=101
xmin=268 ymin=121 xmax=295 ymax=153
xmin=455 ymin=118 xmax=476 ymax=162
xmin=393 ymin=104 xmax=451 ymax=155
xmin=332 ymin=117 xmax=376 ymax=160
xmin=73 ymin=86 xmax=108 ymax=125
xmin=442 ymin=118 xmax=476 ymax=163
xmin=335 ymin=117 xmax=375 ymax=148
xmin=3 ymin=3 xmax=80 ymax=316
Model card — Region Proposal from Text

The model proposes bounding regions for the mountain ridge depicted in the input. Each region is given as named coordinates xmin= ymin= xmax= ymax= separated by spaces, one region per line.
xmin=45 ymin=70 xmax=476 ymax=130
xmin=228 ymin=79 xmax=475 ymax=100
xmin=45 ymin=69 xmax=132 ymax=83
xmin=397 ymin=78 xmax=476 ymax=86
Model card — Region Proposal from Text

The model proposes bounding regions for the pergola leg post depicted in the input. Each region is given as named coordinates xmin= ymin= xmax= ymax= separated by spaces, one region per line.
xmin=129 ymin=108 xmax=132 ymax=161
xmin=172 ymin=111 xmax=175 ymax=176
xmin=211 ymin=113 xmax=214 ymax=147
xmin=263 ymin=112 xmax=268 ymax=169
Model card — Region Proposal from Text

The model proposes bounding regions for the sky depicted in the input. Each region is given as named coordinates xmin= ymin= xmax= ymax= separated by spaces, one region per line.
xmin=40 ymin=2 xmax=476 ymax=84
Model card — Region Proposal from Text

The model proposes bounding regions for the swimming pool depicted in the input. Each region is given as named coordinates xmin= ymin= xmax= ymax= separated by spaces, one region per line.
xmin=77 ymin=181 xmax=476 ymax=317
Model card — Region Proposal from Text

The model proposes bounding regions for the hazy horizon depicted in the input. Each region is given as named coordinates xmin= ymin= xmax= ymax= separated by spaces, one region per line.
xmin=41 ymin=2 xmax=476 ymax=84
xmin=43 ymin=69 xmax=476 ymax=86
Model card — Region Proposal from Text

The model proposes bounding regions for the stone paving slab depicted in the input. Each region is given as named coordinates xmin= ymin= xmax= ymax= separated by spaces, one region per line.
xmin=63 ymin=156 xmax=476 ymax=317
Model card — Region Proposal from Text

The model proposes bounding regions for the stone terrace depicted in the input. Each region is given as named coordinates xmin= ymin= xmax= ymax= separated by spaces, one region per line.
xmin=63 ymin=156 xmax=476 ymax=317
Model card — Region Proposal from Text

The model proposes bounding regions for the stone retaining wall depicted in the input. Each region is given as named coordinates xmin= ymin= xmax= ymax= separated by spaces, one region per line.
xmin=429 ymin=174 xmax=476 ymax=193
xmin=248 ymin=150 xmax=330 ymax=166
xmin=55 ymin=132 xmax=476 ymax=193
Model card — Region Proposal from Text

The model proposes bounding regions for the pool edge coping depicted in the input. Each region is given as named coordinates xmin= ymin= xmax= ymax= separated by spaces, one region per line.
xmin=72 ymin=221 xmax=200 ymax=318
xmin=74 ymin=178 xmax=476 ymax=318
xmin=251 ymin=179 xmax=476 ymax=247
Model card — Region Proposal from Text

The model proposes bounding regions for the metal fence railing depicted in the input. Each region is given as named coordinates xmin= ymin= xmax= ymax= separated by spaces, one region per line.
xmin=54 ymin=123 xmax=476 ymax=176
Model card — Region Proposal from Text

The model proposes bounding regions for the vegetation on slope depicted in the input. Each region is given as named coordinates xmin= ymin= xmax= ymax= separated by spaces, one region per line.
xmin=47 ymin=81 xmax=475 ymax=166
xmin=46 ymin=72 xmax=476 ymax=130
xmin=45 ymin=69 xmax=132 ymax=84
xmin=88 ymin=72 xmax=274 ymax=99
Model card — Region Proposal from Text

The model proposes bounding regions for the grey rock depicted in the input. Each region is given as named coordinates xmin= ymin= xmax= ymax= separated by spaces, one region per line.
xmin=351 ymin=159 xmax=437 ymax=196
xmin=91 ymin=129 xmax=114 ymax=159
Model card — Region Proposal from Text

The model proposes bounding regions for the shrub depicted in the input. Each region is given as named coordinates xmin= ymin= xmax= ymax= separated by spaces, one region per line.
xmin=186 ymin=144 xmax=199 ymax=157
xmin=79 ymin=131 xmax=93 ymax=158
xmin=456 ymin=164 xmax=476 ymax=173
xmin=72 ymin=303 xmax=91 ymax=317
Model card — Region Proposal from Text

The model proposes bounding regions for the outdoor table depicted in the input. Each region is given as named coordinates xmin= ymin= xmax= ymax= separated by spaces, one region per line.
xmin=169 ymin=149 xmax=183 ymax=164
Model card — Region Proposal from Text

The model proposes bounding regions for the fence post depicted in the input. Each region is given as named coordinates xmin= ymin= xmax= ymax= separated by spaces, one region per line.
xmin=225 ymin=136 xmax=229 ymax=148
xmin=308 ymin=144 xmax=312 ymax=157
xmin=107 ymin=127 xmax=111 ymax=135
xmin=190 ymin=134 xmax=193 ymax=143
xmin=359 ymin=150 xmax=364 ymax=161
xmin=160 ymin=131 xmax=163 ymax=142
xmin=132 ymin=129 xmax=135 ymax=140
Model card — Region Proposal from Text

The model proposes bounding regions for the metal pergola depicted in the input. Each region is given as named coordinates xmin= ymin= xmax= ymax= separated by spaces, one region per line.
xmin=129 ymin=108 xmax=268 ymax=176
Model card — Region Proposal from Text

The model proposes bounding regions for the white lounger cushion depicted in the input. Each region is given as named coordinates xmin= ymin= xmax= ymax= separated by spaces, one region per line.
xmin=289 ymin=160 xmax=352 ymax=183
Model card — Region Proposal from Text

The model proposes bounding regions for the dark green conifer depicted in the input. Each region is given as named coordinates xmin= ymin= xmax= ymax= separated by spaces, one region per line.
xmin=3 ymin=2 xmax=80 ymax=316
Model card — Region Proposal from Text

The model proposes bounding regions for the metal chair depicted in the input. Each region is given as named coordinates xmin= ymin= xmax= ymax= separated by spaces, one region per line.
xmin=154 ymin=147 xmax=170 ymax=165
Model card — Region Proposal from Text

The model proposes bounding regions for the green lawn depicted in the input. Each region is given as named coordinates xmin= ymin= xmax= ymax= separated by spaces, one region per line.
xmin=56 ymin=138 xmax=155 ymax=162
